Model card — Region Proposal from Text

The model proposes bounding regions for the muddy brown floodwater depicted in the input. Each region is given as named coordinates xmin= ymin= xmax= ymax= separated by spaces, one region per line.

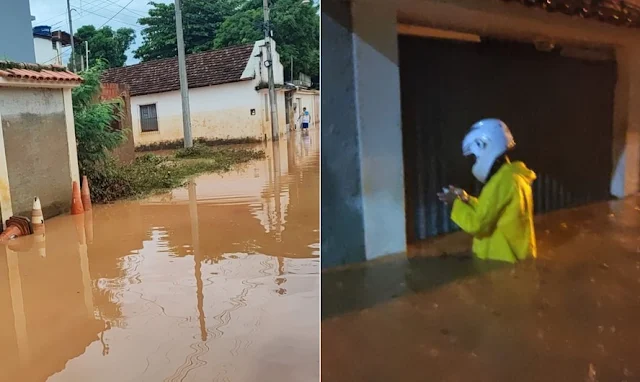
xmin=0 ymin=130 xmax=319 ymax=382
xmin=323 ymin=197 xmax=640 ymax=382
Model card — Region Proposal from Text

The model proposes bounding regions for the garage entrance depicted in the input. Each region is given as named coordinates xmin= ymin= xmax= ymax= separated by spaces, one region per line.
xmin=400 ymin=35 xmax=617 ymax=242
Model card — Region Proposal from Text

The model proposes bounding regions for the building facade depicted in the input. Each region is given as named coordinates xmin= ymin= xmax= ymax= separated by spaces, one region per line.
xmin=322 ymin=0 xmax=640 ymax=268
xmin=103 ymin=40 xmax=289 ymax=148
xmin=0 ymin=0 xmax=36 ymax=63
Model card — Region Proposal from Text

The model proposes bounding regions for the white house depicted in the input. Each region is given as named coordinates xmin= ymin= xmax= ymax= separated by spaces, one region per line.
xmin=102 ymin=40 xmax=290 ymax=148
xmin=32 ymin=27 xmax=74 ymax=66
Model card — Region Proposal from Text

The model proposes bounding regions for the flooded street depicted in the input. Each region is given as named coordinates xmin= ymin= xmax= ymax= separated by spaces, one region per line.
xmin=323 ymin=198 xmax=640 ymax=382
xmin=0 ymin=130 xmax=319 ymax=382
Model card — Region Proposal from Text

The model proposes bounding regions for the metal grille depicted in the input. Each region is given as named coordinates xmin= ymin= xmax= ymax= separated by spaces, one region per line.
xmin=140 ymin=104 xmax=158 ymax=132
xmin=400 ymin=36 xmax=616 ymax=242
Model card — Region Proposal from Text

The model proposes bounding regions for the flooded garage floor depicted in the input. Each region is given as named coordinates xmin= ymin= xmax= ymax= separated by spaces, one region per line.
xmin=322 ymin=197 xmax=640 ymax=382
xmin=0 ymin=130 xmax=319 ymax=382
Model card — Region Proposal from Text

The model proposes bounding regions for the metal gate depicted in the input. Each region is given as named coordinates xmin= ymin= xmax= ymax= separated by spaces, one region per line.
xmin=400 ymin=36 xmax=616 ymax=242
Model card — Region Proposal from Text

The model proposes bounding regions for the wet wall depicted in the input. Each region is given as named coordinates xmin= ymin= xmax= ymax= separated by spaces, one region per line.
xmin=400 ymin=36 xmax=616 ymax=241
xmin=0 ymin=88 xmax=73 ymax=218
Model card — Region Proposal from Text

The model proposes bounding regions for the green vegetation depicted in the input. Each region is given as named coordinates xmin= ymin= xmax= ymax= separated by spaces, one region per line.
xmin=73 ymin=66 xmax=265 ymax=204
xmin=72 ymin=63 xmax=127 ymax=172
xmin=87 ymin=148 xmax=265 ymax=203
xmin=135 ymin=136 xmax=262 ymax=152
xmin=132 ymin=0 xmax=319 ymax=80
xmin=214 ymin=0 xmax=320 ymax=79
xmin=74 ymin=25 xmax=136 ymax=68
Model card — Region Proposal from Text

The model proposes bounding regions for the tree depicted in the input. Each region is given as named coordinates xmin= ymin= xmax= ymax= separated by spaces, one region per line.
xmin=134 ymin=0 xmax=239 ymax=62
xmin=73 ymin=62 xmax=126 ymax=173
xmin=214 ymin=0 xmax=319 ymax=79
xmin=75 ymin=25 xmax=136 ymax=68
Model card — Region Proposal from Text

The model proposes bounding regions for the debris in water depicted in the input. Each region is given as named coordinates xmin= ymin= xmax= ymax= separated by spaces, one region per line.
xmin=440 ymin=328 xmax=450 ymax=335
xmin=433 ymin=303 xmax=439 ymax=309
xmin=609 ymin=326 xmax=616 ymax=334
xmin=624 ymin=367 xmax=632 ymax=377
xmin=560 ymin=222 xmax=568 ymax=229
xmin=598 ymin=325 xmax=604 ymax=334
xmin=429 ymin=348 xmax=439 ymax=357
xmin=599 ymin=263 xmax=610 ymax=270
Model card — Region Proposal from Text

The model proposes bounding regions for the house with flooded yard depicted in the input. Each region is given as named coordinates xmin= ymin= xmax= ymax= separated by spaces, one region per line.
xmin=102 ymin=40 xmax=317 ymax=149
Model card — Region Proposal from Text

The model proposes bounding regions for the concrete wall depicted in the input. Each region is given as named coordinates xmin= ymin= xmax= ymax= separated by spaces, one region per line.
xmin=33 ymin=37 xmax=62 ymax=66
xmin=0 ymin=88 xmax=72 ymax=218
xmin=131 ymin=81 xmax=288 ymax=146
xmin=0 ymin=0 xmax=35 ymax=63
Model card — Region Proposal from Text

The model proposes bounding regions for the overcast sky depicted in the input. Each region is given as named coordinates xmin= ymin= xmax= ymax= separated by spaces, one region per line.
xmin=29 ymin=0 xmax=172 ymax=65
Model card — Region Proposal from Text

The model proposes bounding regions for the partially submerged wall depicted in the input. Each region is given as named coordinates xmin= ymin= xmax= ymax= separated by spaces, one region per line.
xmin=0 ymin=88 xmax=72 ymax=218
xmin=129 ymin=81 xmax=288 ymax=147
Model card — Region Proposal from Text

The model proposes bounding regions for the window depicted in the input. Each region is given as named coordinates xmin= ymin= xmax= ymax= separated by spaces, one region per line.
xmin=140 ymin=104 xmax=158 ymax=132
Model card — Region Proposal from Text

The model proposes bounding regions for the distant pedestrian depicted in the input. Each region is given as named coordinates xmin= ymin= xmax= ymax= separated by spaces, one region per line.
xmin=299 ymin=107 xmax=311 ymax=129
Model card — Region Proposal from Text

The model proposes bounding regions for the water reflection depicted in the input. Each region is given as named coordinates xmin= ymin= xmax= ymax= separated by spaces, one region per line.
xmin=0 ymin=130 xmax=319 ymax=382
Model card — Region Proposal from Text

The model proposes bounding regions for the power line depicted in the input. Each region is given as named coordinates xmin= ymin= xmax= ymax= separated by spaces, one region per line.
xmin=102 ymin=0 xmax=147 ymax=18
xmin=76 ymin=6 xmax=144 ymax=29
xmin=99 ymin=0 xmax=137 ymax=28
xmin=36 ymin=0 xmax=103 ymax=25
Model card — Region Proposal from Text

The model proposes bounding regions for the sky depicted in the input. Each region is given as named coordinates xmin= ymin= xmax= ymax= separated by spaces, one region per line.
xmin=29 ymin=0 xmax=172 ymax=65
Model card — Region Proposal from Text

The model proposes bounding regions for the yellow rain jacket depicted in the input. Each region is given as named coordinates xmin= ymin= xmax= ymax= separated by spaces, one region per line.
xmin=451 ymin=161 xmax=537 ymax=263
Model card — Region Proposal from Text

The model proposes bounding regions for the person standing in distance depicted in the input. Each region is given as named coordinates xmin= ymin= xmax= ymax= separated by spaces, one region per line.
xmin=299 ymin=107 xmax=311 ymax=129
xmin=437 ymin=118 xmax=537 ymax=263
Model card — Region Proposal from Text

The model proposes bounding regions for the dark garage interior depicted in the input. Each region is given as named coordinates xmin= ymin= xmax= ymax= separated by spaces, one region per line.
xmin=399 ymin=35 xmax=617 ymax=242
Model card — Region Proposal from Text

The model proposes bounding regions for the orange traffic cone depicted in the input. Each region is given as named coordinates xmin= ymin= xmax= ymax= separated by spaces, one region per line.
xmin=81 ymin=176 xmax=92 ymax=211
xmin=71 ymin=181 xmax=84 ymax=215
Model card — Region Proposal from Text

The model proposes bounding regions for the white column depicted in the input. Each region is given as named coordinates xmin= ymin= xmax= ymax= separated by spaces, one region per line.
xmin=611 ymin=46 xmax=640 ymax=198
xmin=0 ymin=113 xmax=13 ymax=227
xmin=351 ymin=1 xmax=407 ymax=260
xmin=321 ymin=0 xmax=407 ymax=267
xmin=63 ymin=88 xmax=81 ymax=184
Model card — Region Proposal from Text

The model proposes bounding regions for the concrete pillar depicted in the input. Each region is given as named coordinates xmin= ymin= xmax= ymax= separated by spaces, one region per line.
xmin=63 ymin=88 xmax=81 ymax=184
xmin=611 ymin=46 xmax=640 ymax=198
xmin=321 ymin=0 xmax=407 ymax=268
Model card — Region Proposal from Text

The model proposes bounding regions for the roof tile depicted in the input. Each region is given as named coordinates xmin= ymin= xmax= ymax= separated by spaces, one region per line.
xmin=0 ymin=64 xmax=82 ymax=83
xmin=101 ymin=44 xmax=255 ymax=97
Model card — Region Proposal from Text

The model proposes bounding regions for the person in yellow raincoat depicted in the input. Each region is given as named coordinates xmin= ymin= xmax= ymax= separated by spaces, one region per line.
xmin=437 ymin=119 xmax=537 ymax=263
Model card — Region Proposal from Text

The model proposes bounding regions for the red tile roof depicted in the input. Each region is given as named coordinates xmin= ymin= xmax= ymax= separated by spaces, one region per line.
xmin=0 ymin=62 xmax=82 ymax=83
xmin=102 ymin=44 xmax=255 ymax=97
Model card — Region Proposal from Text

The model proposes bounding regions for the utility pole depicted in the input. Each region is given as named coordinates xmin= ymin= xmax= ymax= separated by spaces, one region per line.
xmin=85 ymin=41 xmax=89 ymax=70
xmin=263 ymin=0 xmax=279 ymax=141
xmin=67 ymin=0 xmax=76 ymax=72
xmin=290 ymin=56 xmax=293 ymax=82
xmin=174 ymin=0 xmax=193 ymax=148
